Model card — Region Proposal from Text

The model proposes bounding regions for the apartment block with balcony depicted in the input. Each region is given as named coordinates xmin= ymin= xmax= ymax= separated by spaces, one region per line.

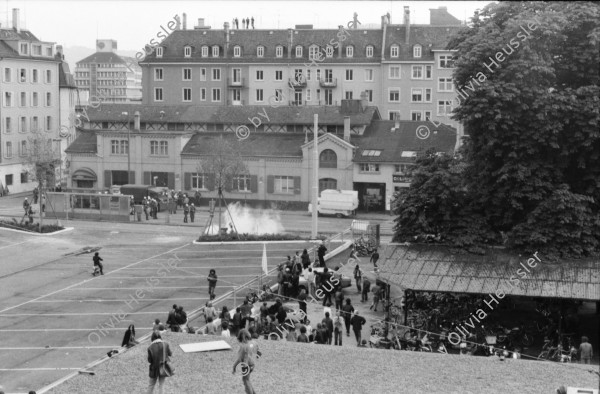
xmin=74 ymin=39 xmax=142 ymax=105
xmin=0 ymin=8 xmax=61 ymax=194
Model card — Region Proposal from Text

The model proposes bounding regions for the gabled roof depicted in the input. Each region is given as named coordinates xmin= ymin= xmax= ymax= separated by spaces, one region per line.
xmin=352 ymin=120 xmax=456 ymax=163
xmin=301 ymin=131 xmax=355 ymax=150
xmin=65 ymin=132 xmax=97 ymax=154
xmin=379 ymin=244 xmax=600 ymax=301
xmin=0 ymin=28 xmax=41 ymax=41
xmin=182 ymin=132 xmax=304 ymax=158
xmin=76 ymin=51 xmax=128 ymax=65
xmin=82 ymin=104 xmax=378 ymax=126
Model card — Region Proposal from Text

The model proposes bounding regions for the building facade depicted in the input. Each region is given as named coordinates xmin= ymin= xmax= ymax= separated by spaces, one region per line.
xmin=65 ymin=102 xmax=455 ymax=212
xmin=0 ymin=9 xmax=61 ymax=194
xmin=73 ymin=39 xmax=142 ymax=105
xmin=140 ymin=6 xmax=463 ymax=136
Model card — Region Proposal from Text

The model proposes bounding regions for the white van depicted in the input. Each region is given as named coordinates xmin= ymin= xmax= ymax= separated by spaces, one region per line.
xmin=308 ymin=189 xmax=359 ymax=218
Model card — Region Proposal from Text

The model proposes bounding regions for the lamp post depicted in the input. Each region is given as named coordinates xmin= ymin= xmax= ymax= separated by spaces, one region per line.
xmin=311 ymin=114 xmax=318 ymax=239
xmin=52 ymin=138 xmax=62 ymax=189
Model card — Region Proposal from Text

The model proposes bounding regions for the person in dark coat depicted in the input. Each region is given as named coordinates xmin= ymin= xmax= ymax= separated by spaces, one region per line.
xmin=189 ymin=203 xmax=196 ymax=222
xmin=361 ymin=277 xmax=371 ymax=302
xmin=183 ymin=203 xmax=189 ymax=223
xmin=93 ymin=252 xmax=104 ymax=275
xmin=166 ymin=304 xmax=179 ymax=332
xmin=251 ymin=17 xmax=255 ymax=29
xmin=350 ymin=311 xmax=366 ymax=346
xmin=208 ymin=269 xmax=217 ymax=300
xmin=121 ymin=324 xmax=139 ymax=348
xmin=245 ymin=17 xmax=250 ymax=29
xmin=235 ymin=17 xmax=239 ymax=29
xmin=301 ymin=249 xmax=311 ymax=270
xmin=147 ymin=332 xmax=172 ymax=393
xmin=317 ymin=242 xmax=327 ymax=267
xmin=341 ymin=298 xmax=355 ymax=336
xmin=322 ymin=311 xmax=334 ymax=345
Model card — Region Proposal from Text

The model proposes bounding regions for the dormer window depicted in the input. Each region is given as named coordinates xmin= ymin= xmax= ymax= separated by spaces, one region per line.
xmin=326 ymin=45 xmax=334 ymax=58
xmin=233 ymin=46 xmax=241 ymax=57
xmin=257 ymin=46 xmax=264 ymax=57
xmin=156 ymin=47 xmax=163 ymax=57
xmin=212 ymin=45 xmax=219 ymax=57
xmin=308 ymin=45 xmax=320 ymax=60
xmin=391 ymin=45 xmax=399 ymax=58
xmin=346 ymin=46 xmax=354 ymax=57
xmin=184 ymin=46 xmax=192 ymax=57
xmin=275 ymin=45 xmax=283 ymax=58
xmin=20 ymin=43 xmax=28 ymax=55
xmin=295 ymin=45 xmax=302 ymax=58
xmin=201 ymin=46 xmax=209 ymax=57
xmin=413 ymin=45 xmax=422 ymax=58
xmin=366 ymin=45 xmax=374 ymax=58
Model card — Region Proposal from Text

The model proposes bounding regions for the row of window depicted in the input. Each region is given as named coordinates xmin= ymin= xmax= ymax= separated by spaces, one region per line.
xmin=3 ymin=91 xmax=53 ymax=107
xmin=2 ymin=116 xmax=52 ymax=133
xmin=109 ymin=139 xmax=168 ymax=156
xmin=164 ymin=43 xmax=432 ymax=60
xmin=3 ymin=68 xmax=52 ymax=84
xmin=19 ymin=42 xmax=53 ymax=57
xmin=190 ymin=174 xmax=296 ymax=194
xmin=153 ymin=65 xmax=451 ymax=84
xmin=387 ymin=101 xmax=453 ymax=120
xmin=3 ymin=140 xmax=30 ymax=158
xmin=3 ymin=173 xmax=30 ymax=186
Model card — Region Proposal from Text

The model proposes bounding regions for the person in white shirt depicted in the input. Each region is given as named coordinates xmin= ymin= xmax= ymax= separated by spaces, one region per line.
xmin=221 ymin=321 xmax=231 ymax=337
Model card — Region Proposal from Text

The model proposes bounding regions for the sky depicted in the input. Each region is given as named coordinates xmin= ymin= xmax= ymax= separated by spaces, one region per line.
xmin=1 ymin=0 xmax=493 ymax=52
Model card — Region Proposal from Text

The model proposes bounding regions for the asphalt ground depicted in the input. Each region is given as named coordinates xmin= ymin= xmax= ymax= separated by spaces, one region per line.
xmin=0 ymin=216 xmax=330 ymax=393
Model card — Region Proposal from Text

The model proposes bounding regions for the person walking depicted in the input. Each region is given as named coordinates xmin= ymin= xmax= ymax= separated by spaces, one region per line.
xmin=305 ymin=267 xmax=315 ymax=297
xmin=353 ymin=263 xmax=362 ymax=293
xmin=251 ymin=16 xmax=255 ymax=29
xmin=147 ymin=332 xmax=172 ymax=394
xmin=233 ymin=329 xmax=257 ymax=394
xmin=246 ymin=17 xmax=250 ymax=29
xmin=322 ymin=311 xmax=334 ymax=345
xmin=183 ymin=203 xmax=189 ymax=223
xmin=301 ymin=249 xmax=311 ymax=270
xmin=361 ymin=276 xmax=371 ymax=302
xmin=93 ymin=252 xmax=104 ymax=275
xmin=317 ymin=242 xmax=327 ymax=267
xmin=333 ymin=311 xmax=343 ymax=346
xmin=235 ymin=17 xmax=239 ymax=29
xmin=370 ymin=283 xmax=381 ymax=311
xmin=370 ymin=249 xmax=380 ymax=269
xmin=579 ymin=336 xmax=593 ymax=364
xmin=334 ymin=289 xmax=344 ymax=312
xmin=341 ymin=298 xmax=354 ymax=336
xmin=350 ymin=311 xmax=366 ymax=346
xmin=23 ymin=197 xmax=30 ymax=215
xmin=207 ymin=269 xmax=217 ymax=300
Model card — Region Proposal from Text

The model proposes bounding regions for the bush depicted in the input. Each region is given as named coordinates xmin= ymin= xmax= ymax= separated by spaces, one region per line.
xmin=196 ymin=233 xmax=326 ymax=242
xmin=0 ymin=219 xmax=64 ymax=234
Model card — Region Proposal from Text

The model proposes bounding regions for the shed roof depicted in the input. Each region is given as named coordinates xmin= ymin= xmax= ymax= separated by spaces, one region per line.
xmin=378 ymin=245 xmax=600 ymax=301
xmin=64 ymin=132 xmax=97 ymax=154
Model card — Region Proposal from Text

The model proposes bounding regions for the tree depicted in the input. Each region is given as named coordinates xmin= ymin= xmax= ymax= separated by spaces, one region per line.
xmin=394 ymin=2 xmax=600 ymax=258
xmin=196 ymin=135 xmax=248 ymax=233
xmin=24 ymin=131 xmax=61 ymax=231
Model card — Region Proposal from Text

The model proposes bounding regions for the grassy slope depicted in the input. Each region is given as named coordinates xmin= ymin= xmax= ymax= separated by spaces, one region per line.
xmin=49 ymin=334 xmax=598 ymax=394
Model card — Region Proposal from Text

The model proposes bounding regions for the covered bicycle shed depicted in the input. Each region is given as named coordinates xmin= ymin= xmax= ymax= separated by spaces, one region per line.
xmin=375 ymin=244 xmax=600 ymax=355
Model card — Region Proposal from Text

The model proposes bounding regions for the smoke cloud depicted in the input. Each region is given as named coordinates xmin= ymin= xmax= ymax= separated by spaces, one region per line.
xmin=204 ymin=202 xmax=285 ymax=235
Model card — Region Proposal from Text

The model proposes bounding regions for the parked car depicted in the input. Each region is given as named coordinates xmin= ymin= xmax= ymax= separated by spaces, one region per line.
xmin=298 ymin=266 xmax=352 ymax=292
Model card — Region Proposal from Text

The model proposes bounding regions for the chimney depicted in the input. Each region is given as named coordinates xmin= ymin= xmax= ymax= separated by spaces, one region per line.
xmin=404 ymin=6 xmax=410 ymax=45
xmin=224 ymin=22 xmax=230 ymax=58
xmin=12 ymin=8 xmax=20 ymax=33
xmin=288 ymin=29 xmax=293 ymax=59
xmin=176 ymin=15 xmax=181 ymax=30
xmin=338 ymin=25 xmax=343 ymax=58
xmin=134 ymin=111 xmax=140 ymax=131
xmin=55 ymin=45 xmax=64 ymax=60
xmin=343 ymin=117 xmax=351 ymax=142
xmin=182 ymin=13 xmax=187 ymax=30
xmin=359 ymin=91 xmax=368 ymax=112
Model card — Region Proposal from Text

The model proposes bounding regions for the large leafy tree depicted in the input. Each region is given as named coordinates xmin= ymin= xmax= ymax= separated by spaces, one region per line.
xmin=394 ymin=2 xmax=600 ymax=258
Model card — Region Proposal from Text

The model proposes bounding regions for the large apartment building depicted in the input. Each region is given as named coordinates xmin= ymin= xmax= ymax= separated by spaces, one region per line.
xmin=140 ymin=7 xmax=463 ymax=133
xmin=0 ymin=9 xmax=62 ymax=194
xmin=73 ymin=39 xmax=142 ymax=105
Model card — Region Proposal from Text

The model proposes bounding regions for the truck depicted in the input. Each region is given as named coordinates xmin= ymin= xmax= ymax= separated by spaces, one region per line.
xmin=308 ymin=189 xmax=359 ymax=218
xmin=118 ymin=184 xmax=169 ymax=212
